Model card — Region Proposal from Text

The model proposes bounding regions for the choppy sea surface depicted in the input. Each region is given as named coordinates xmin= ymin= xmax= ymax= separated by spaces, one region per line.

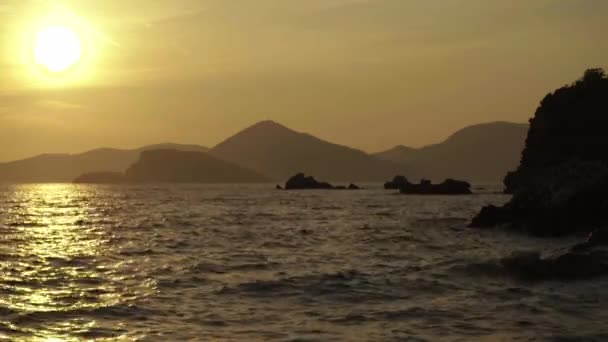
xmin=0 ymin=183 xmax=607 ymax=341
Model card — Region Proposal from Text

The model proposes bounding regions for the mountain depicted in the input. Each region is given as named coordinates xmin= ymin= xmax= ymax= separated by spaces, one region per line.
xmin=373 ymin=145 xmax=418 ymax=164
xmin=0 ymin=143 xmax=208 ymax=183
xmin=209 ymin=120 xmax=406 ymax=181
xmin=374 ymin=122 xmax=529 ymax=182
xmin=125 ymin=150 xmax=268 ymax=183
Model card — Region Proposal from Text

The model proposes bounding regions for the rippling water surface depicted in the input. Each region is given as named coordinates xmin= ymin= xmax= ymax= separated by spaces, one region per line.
xmin=1 ymin=184 xmax=607 ymax=341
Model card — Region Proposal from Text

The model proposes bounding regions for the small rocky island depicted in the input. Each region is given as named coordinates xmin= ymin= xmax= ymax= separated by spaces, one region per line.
xmin=384 ymin=175 xmax=471 ymax=195
xmin=470 ymin=69 xmax=608 ymax=237
xmin=283 ymin=173 xmax=360 ymax=190
xmin=400 ymin=179 xmax=472 ymax=195
xmin=384 ymin=175 xmax=408 ymax=189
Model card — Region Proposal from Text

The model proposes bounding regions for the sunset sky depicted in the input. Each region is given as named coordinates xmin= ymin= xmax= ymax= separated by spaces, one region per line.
xmin=0 ymin=0 xmax=606 ymax=161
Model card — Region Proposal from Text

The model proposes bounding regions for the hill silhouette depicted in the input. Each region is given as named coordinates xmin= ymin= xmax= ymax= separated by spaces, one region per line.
xmin=373 ymin=145 xmax=418 ymax=164
xmin=125 ymin=150 xmax=267 ymax=183
xmin=209 ymin=120 xmax=405 ymax=181
xmin=374 ymin=122 xmax=528 ymax=182
xmin=0 ymin=121 xmax=528 ymax=184
xmin=0 ymin=143 xmax=208 ymax=183
xmin=471 ymin=68 xmax=608 ymax=236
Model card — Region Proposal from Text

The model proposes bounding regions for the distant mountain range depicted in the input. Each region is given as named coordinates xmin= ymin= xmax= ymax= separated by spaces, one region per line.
xmin=209 ymin=120 xmax=404 ymax=182
xmin=0 ymin=121 xmax=528 ymax=183
xmin=373 ymin=122 xmax=529 ymax=182
xmin=0 ymin=143 xmax=208 ymax=183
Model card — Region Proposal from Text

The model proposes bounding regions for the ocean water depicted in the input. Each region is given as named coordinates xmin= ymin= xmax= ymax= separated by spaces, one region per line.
xmin=0 ymin=183 xmax=607 ymax=341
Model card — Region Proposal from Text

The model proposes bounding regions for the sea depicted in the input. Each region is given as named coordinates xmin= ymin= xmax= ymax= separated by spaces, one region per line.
xmin=0 ymin=183 xmax=607 ymax=341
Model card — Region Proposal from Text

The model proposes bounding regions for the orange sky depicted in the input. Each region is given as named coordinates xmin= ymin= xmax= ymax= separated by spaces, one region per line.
xmin=1 ymin=0 xmax=607 ymax=161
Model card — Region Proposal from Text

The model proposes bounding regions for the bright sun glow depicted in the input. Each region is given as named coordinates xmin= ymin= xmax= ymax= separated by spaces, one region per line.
xmin=33 ymin=26 xmax=82 ymax=73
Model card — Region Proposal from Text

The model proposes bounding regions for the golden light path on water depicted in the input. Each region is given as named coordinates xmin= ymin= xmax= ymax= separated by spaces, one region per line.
xmin=0 ymin=184 xmax=156 ymax=341
xmin=1 ymin=183 xmax=605 ymax=340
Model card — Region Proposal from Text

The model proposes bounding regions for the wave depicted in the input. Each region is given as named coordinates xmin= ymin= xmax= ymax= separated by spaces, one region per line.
xmin=217 ymin=270 xmax=403 ymax=302
xmin=12 ymin=302 xmax=161 ymax=325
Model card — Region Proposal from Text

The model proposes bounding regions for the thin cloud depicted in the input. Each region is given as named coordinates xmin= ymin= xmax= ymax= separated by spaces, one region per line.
xmin=37 ymin=100 xmax=86 ymax=110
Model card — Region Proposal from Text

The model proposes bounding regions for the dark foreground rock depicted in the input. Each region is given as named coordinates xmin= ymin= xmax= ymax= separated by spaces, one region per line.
xmin=501 ymin=249 xmax=608 ymax=280
xmin=384 ymin=175 xmax=408 ymax=189
xmin=501 ymin=229 xmax=608 ymax=280
xmin=284 ymin=173 xmax=360 ymax=190
xmin=473 ymin=160 xmax=608 ymax=235
xmin=73 ymin=172 xmax=127 ymax=184
xmin=400 ymin=179 xmax=472 ymax=195
xmin=469 ymin=205 xmax=513 ymax=228
xmin=471 ymin=69 xmax=608 ymax=236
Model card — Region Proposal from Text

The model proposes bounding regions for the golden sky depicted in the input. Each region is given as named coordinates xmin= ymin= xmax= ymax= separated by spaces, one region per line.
xmin=0 ymin=0 xmax=607 ymax=161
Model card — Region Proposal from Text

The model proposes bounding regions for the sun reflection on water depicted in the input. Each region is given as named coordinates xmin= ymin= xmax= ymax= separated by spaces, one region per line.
xmin=0 ymin=184 xmax=154 ymax=340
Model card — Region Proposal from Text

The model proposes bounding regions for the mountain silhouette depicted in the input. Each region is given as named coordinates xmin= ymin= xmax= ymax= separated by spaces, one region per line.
xmin=209 ymin=120 xmax=405 ymax=181
xmin=374 ymin=122 xmax=528 ymax=182
xmin=125 ymin=149 xmax=267 ymax=183
xmin=0 ymin=143 xmax=208 ymax=183
xmin=0 ymin=121 xmax=527 ymax=183
xmin=373 ymin=145 xmax=418 ymax=164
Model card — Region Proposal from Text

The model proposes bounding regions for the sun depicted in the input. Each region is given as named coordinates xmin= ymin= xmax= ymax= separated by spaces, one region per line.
xmin=33 ymin=26 xmax=82 ymax=73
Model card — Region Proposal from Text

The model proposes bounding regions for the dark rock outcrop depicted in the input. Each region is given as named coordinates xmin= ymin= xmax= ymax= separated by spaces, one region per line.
xmin=471 ymin=69 xmax=608 ymax=236
xmin=399 ymin=179 xmax=472 ymax=195
xmin=384 ymin=175 xmax=408 ymax=189
xmin=588 ymin=229 xmax=608 ymax=246
xmin=506 ymin=68 xmax=608 ymax=194
xmin=501 ymin=248 xmax=608 ymax=280
xmin=73 ymin=171 xmax=127 ymax=184
xmin=283 ymin=173 xmax=361 ymax=190
xmin=501 ymin=230 xmax=608 ymax=280
xmin=285 ymin=173 xmax=334 ymax=190
xmin=469 ymin=205 xmax=513 ymax=228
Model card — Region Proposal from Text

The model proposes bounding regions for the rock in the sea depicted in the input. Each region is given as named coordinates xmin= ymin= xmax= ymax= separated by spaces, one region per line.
xmin=571 ymin=228 xmax=608 ymax=252
xmin=384 ymin=175 xmax=408 ymax=189
xmin=348 ymin=183 xmax=360 ymax=190
xmin=588 ymin=229 xmax=608 ymax=246
xmin=284 ymin=173 xmax=334 ymax=190
xmin=469 ymin=205 xmax=513 ymax=228
xmin=276 ymin=184 xmax=283 ymax=190
xmin=471 ymin=69 xmax=608 ymax=236
xmin=283 ymin=173 xmax=361 ymax=190
xmin=400 ymin=178 xmax=472 ymax=195
xmin=73 ymin=172 xmax=127 ymax=184
xmin=501 ymin=247 xmax=608 ymax=280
